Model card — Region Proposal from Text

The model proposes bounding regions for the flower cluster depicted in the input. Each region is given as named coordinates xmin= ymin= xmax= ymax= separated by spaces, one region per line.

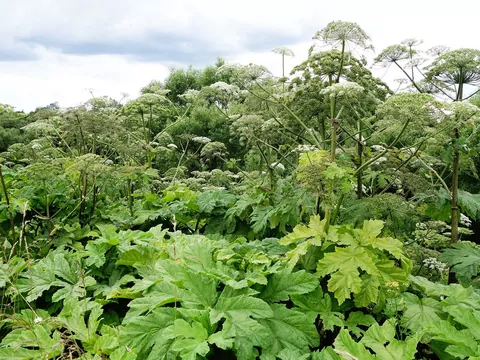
xmin=460 ymin=213 xmax=472 ymax=227
xmin=423 ymin=258 xmax=448 ymax=273
xmin=320 ymin=81 xmax=364 ymax=98
xmin=210 ymin=82 xmax=239 ymax=94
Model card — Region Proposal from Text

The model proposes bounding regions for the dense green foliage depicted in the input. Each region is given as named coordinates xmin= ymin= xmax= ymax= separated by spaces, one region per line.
xmin=1 ymin=21 xmax=480 ymax=359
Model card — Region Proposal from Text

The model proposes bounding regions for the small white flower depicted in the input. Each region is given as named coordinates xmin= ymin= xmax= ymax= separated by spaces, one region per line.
xmin=31 ymin=143 xmax=43 ymax=151
xmin=34 ymin=317 xmax=43 ymax=324
xmin=167 ymin=143 xmax=178 ymax=149
xmin=104 ymin=159 xmax=114 ymax=165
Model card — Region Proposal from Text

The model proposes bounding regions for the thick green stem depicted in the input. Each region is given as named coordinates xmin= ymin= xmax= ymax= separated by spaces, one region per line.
xmin=451 ymin=74 xmax=464 ymax=243
xmin=356 ymin=118 xmax=363 ymax=199
xmin=451 ymin=128 xmax=460 ymax=243
xmin=89 ymin=183 xmax=98 ymax=221
xmin=79 ymin=172 xmax=88 ymax=226
xmin=336 ymin=41 xmax=346 ymax=83
xmin=43 ymin=180 xmax=51 ymax=240
xmin=75 ymin=114 xmax=87 ymax=155
xmin=127 ymin=179 xmax=134 ymax=217
xmin=149 ymin=104 xmax=153 ymax=141
xmin=0 ymin=165 xmax=16 ymax=249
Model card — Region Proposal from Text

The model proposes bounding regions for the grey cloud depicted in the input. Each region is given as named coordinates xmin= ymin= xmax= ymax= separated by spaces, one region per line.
xmin=18 ymin=30 xmax=305 ymax=65
xmin=0 ymin=42 xmax=41 ymax=61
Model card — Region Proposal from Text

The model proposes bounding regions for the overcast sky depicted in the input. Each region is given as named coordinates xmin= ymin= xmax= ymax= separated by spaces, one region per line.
xmin=1 ymin=0 xmax=478 ymax=112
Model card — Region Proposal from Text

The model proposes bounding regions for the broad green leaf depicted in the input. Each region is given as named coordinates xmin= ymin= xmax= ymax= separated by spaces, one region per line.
xmin=0 ymin=348 xmax=43 ymax=360
xmin=311 ymin=347 xmax=341 ymax=359
xmin=120 ymin=308 xmax=176 ymax=356
xmin=354 ymin=274 xmax=380 ymax=307
xmin=147 ymin=337 xmax=176 ymax=360
xmin=280 ymin=216 xmax=326 ymax=246
xmin=333 ymin=329 xmax=375 ymax=360
xmin=360 ymin=319 xmax=420 ymax=359
xmin=291 ymin=288 xmax=344 ymax=330
xmin=317 ymin=246 xmax=378 ymax=277
xmin=261 ymin=269 xmax=318 ymax=302
xmin=222 ymin=315 xmax=269 ymax=360
xmin=208 ymin=332 xmax=234 ymax=350
xmin=439 ymin=242 xmax=480 ymax=285
xmin=401 ymin=293 xmax=441 ymax=332
xmin=276 ymin=348 xmax=310 ymax=360
xmin=427 ymin=319 xmax=479 ymax=357
xmin=164 ymin=319 xmax=210 ymax=359
xmin=327 ymin=269 xmax=362 ymax=305
xmin=345 ymin=311 xmax=376 ymax=337
xmin=16 ymin=253 xmax=56 ymax=301
xmin=124 ymin=294 xmax=178 ymax=321
xmin=258 ymin=304 xmax=320 ymax=358
xmin=358 ymin=219 xmax=384 ymax=239
xmin=210 ymin=294 xmax=273 ymax=324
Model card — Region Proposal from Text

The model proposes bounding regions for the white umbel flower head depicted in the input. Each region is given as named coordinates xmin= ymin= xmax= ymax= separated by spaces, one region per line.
xmin=210 ymin=82 xmax=238 ymax=94
xmin=192 ymin=136 xmax=211 ymax=144
xmin=320 ymin=81 xmax=364 ymax=98
xmin=460 ymin=213 xmax=472 ymax=227
xmin=167 ymin=143 xmax=178 ymax=150
xmin=423 ymin=258 xmax=447 ymax=273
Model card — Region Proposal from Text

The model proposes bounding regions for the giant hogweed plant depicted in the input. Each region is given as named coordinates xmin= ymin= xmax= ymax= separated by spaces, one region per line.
xmin=0 ymin=221 xmax=426 ymax=360
xmin=377 ymin=42 xmax=480 ymax=243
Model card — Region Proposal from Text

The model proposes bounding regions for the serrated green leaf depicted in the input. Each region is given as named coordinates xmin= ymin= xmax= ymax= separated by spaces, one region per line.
xmin=258 ymin=304 xmax=320 ymax=358
xmin=401 ymin=293 xmax=441 ymax=332
xmin=354 ymin=274 xmax=380 ymax=308
xmin=317 ymin=246 xmax=378 ymax=277
xmin=261 ymin=269 xmax=318 ymax=302
xmin=276 ymin=348 xmax=310 ymax=360
xmin=120 ymin=308 xmax=176 ymax=356
xmin=327 ymin=269 xmax=362 ymax=305
xmin=333 ymin=329 xmax=375 ymax=360
xmin=345 ymin=312 xmax=376 ymax=337
xmin=210 ymin=294 xmax=273 ymax=324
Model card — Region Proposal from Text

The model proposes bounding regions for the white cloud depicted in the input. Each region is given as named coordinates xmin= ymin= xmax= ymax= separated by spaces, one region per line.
xmin=0 ymin=52 xmax=170 ymax=111
xmin=1 ymin=0 xmax=479 ymax=111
